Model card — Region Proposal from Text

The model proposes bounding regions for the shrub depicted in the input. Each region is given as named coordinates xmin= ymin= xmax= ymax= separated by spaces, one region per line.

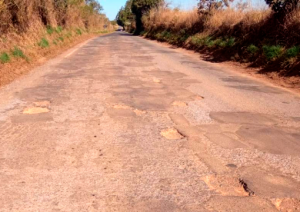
xmin=247 ymin=44 xmax=259 ymax=55
xmin=191 ymin=36 xmax=203 ymax=46
xmin=203 ymin=36 xmax=212 ymax=46
xmin=263 ymin=45 xmax=283 ymax=60
xmin=38 ymin=38 xmax=50 ymax=48
xmin=0 ymin=52 xmax=10 ymax=64
xmin=214 ymin=38 xmax=223 ymax=47
xmin=12 ymin=47 xmax=26 ymax=59
xmin=286 ymin=46 xmax=300 ymax=58
xmin=226 ymin=37 xmax=235 ymax=47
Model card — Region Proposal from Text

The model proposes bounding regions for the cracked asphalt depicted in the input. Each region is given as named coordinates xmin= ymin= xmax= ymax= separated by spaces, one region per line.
xmin=0 ymin=32 xmax=300 ymax=211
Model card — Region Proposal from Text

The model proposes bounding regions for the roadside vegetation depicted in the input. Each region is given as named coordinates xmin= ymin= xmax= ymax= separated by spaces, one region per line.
xmin=117 ymin=0 xmax=300 ymax=77
xmin=0 ymin=0 xmax=115 ymax=86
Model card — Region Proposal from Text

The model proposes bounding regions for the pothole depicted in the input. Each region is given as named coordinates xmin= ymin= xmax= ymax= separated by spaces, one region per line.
xmin=203 ymin=175 xmax=254 ymax=197
xmin=153 ymin=78 xmax=161 ymax=83
xmin=161 ymin=128 xmax=184 ymax=140
xmin=113 ymin=104 xmax=132 ymax=109
xmin=33 ymin=101 xmax=50 ymax=108
xmin=172 ymin=101 xmax=188 ymax=107
xmin=272 ymin=198 xmax=300 ymax=211
xmin=23 ymin=107 xmax=50 ymax=114
xmin=195 ymin=96 xmax=204 ymax=100
xmin=134 ymin=109 xmax=146 ymax=116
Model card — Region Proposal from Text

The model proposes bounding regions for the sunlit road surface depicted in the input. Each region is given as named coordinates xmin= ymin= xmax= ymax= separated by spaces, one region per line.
xmin=1 ymin=32 xmax=300 ymax=211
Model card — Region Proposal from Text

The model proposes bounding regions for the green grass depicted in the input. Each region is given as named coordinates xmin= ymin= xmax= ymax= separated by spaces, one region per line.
xmin=286 ymin=46 xmax=300 ymax=58
xmin=46 ymin=26 xmax=54 ymax=35
xmin=0 ymin=52 xmax=10 ymax=64
xmin=263 ymin=45 xmax=283 ymax=60
xmin=247 ymin=44 xmax=259 ymax=55
xmin=76 ymin=28 xmax=82 ymax=35
xmin=12 ymin=47 xmax=26 ymax=59
xmin=38 ymin=38 xmax=50 ymax=48
xmin=55 ymin=26 xmax=63 ymax=33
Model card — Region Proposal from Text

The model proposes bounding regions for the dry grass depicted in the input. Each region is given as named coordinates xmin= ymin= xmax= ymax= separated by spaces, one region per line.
xmin=0 ymin=0 xmax=115 ymax=86
xmin=142 ymin=6 xmax=300 ymax=76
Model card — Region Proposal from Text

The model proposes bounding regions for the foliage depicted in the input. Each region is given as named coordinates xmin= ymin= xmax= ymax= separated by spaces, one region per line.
xmin=265 ymin=0 xmax=299 ymax=15
xmin=131 ymin=0 xmax=163 ymax=33
xmin=286 ymin=46 xmax=300 ymax=58
xmin=263 ymin=45 xmax=283 ymax=60
xmin=116 ymin=0 xmax=134 ymax=28
xmin=198 ymin=0 xmax=233 ymax=14
xmin=76 ymin=28 xmax=82 ymax=35
xmin=38 ymin=38 xmax=50 ymax=48
xmin=247 ymin=44 xmax=259 ymax=55
xmin=47 ymin=26 xmax=55 ymax=35
xmin=12 ymin=47 xmax=26 ymax=59
xmin=0 ymin=52 xmax=10 ymax=63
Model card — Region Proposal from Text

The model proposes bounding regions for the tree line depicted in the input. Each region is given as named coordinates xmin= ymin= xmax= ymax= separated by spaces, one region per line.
xmin=117 ymin=0 xmax=300 ymax=34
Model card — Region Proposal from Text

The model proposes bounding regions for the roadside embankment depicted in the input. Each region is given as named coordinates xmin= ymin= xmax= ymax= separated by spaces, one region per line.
xmin=141 ymin=7 xmax=300 ymax=83
xmin=0 ymin=0 xmax=115 ymax=87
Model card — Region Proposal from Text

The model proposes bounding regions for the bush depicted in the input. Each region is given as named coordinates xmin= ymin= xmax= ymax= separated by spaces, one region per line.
xmin=286 ymin=46 xmax=300 ymax=58
xmin=226 ymin=37 xmax=235 ymax=47
xmin=38 ymin=38 xmax=50 ymax=48
xmin=263 ymin=45 xmax=283 ymax=60
xmin=0 ymin=52 xmax=10 ymax=64
xmin=247 ymin=44 xmax=259 ymax=55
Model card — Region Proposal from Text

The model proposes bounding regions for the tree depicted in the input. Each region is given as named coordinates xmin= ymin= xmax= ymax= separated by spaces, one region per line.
xmin=131 ymin=0 xmax=163 ymax=33
xmin=198 ymin=0 xmax=233 ymax=14
xmin=116 ymin=0 xmax=134 ymax=30
xmin=265 ymin=0 xmax=299 ymax=16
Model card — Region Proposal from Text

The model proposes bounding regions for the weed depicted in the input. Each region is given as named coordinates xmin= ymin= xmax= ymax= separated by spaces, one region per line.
xmin=247 ymin=44 xmax=259 ymax=55
xmin=12 ymin=47 xmax=26 ymax=59
xmin=76 ymin=28 xmax=82 ymax=35
xmin=58 ymin=36 xmax=64 ymax=42
xmin=55 ymin=26 xmax=63 ymax=33
xmin=53 ymin=40 xmax=58 ymax=45
xmin=286 ymin=46 xmax=300 ymax=58
xmin=46 ymin=26 xmax=54 ymax=35
xmin=38 ymin=38 xmax=50 ymax=48
xmin=0 ymin=52 xmax=10 ymax=63
xmin=263 ymin=45 xmax=283 ymax=60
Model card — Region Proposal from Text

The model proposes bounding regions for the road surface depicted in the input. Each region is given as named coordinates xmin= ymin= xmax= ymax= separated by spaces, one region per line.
xmin=1 ymin=32 xmax=300 ymax=211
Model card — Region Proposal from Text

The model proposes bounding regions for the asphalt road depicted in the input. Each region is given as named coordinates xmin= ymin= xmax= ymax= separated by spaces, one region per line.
xmin=0 ymin=32 xmax=300 ymax=211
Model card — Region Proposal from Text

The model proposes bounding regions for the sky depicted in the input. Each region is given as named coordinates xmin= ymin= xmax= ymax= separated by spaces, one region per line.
xmin=100 ymin=0 xmax=198 ymax=20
